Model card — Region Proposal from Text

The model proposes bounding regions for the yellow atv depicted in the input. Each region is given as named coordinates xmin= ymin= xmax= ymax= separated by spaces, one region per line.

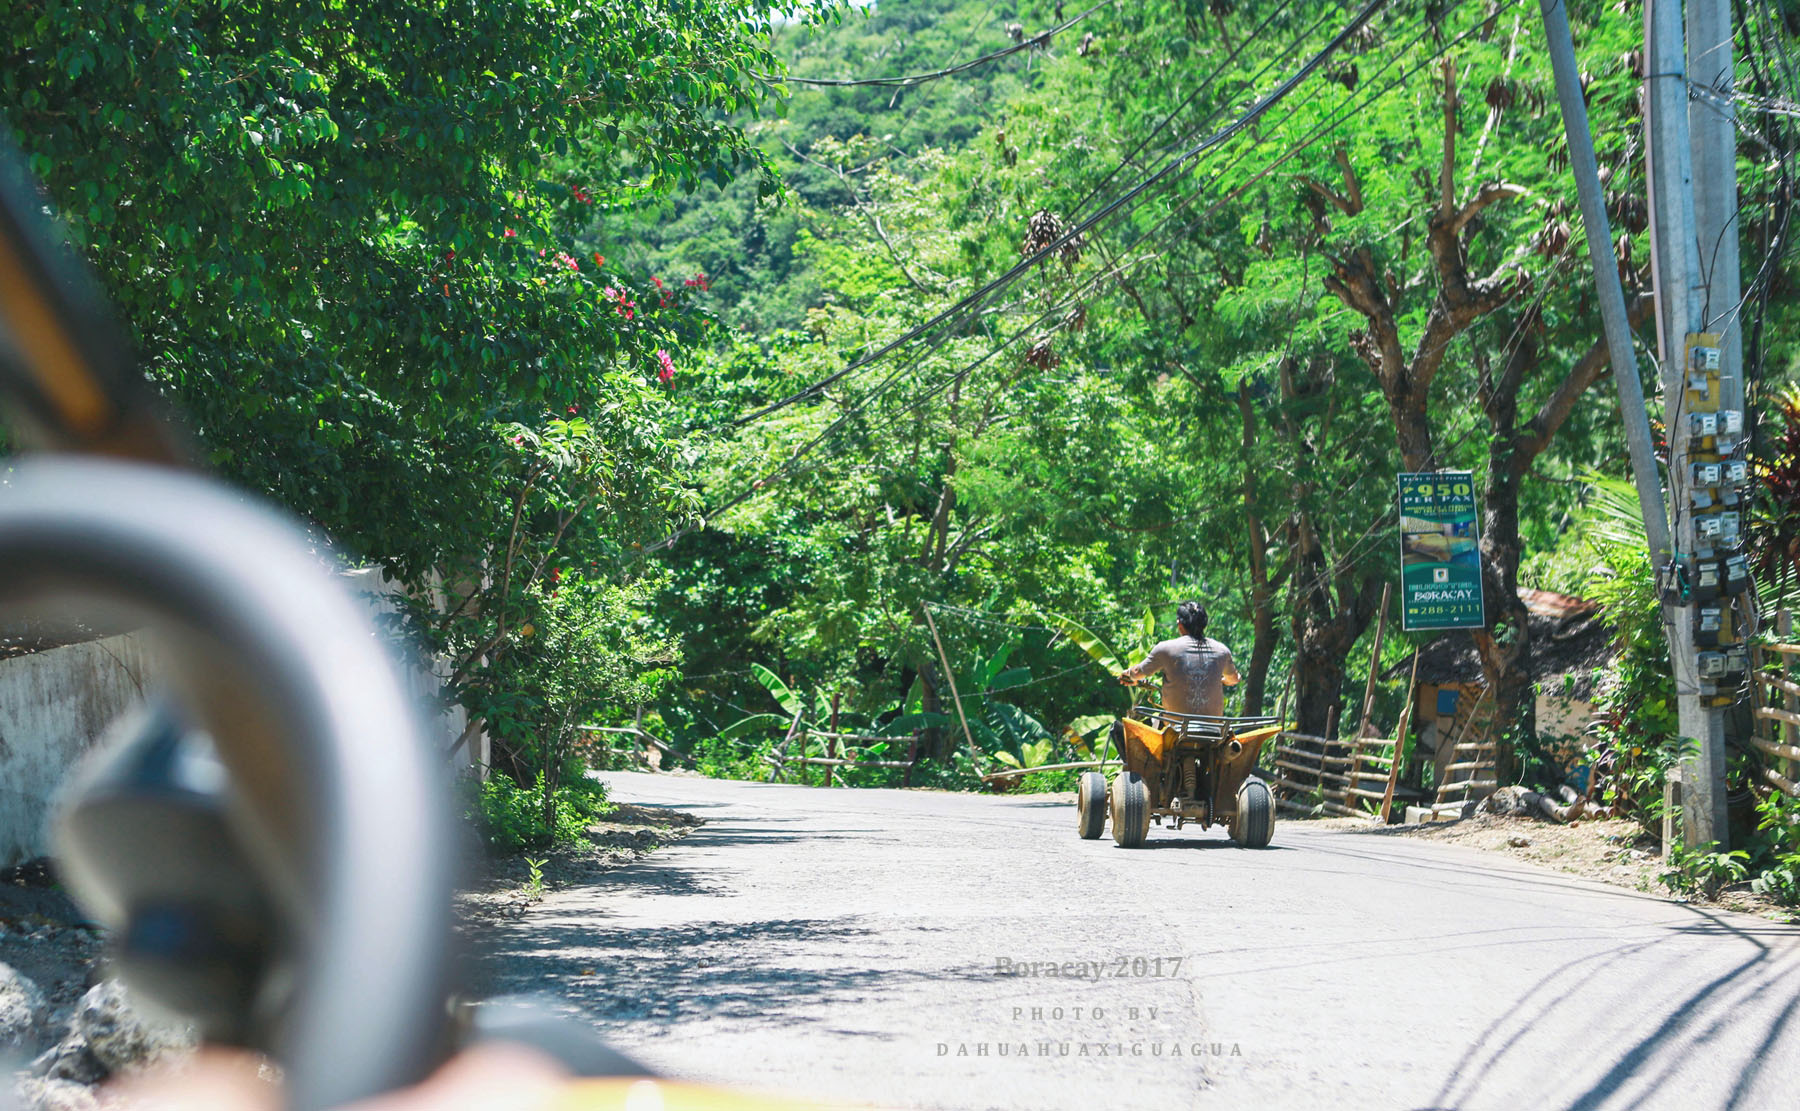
xmin=1076 ymin=682 xmax=1280 ymax=849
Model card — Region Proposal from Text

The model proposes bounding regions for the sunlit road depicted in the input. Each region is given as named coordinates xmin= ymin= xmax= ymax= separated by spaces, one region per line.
xmin=476 ymin=772 xmax=1800 ymax=1110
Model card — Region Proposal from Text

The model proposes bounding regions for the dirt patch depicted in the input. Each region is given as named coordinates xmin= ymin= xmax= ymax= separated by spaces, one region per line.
xmin=1342 ymin=812 xmax=1797 ymax=923
xmin=456 ymin=802 xmax=703 ymax=931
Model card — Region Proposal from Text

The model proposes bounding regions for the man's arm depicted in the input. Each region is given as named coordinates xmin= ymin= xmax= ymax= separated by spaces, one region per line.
xmin=1122 ymin=645 xmax=1165 ymax=682
xmin=1221 ymin=647 xmax=1241 ymax=687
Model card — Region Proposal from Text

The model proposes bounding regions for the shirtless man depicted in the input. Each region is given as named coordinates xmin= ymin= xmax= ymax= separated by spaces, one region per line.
xmin=1120 ymin=600 xmax=1239 ymax=718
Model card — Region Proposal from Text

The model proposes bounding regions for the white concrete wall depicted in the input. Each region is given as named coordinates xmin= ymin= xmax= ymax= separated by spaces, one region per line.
xmin=0 ymin=571 xmax=476 ymax=871
xmin=0 ymin=634 xmax=153 ymax=869
xmin=341 ymin=567 xmax=486 ymax=774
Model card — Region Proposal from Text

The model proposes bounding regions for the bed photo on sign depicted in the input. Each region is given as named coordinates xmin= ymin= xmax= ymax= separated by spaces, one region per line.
xmin=1400 ymin=516 xmax=1478 ymax=568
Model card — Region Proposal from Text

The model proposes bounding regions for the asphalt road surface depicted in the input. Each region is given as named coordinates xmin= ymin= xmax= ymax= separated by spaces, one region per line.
xmin=476 ymin=773 xmax=1800 ymax=1110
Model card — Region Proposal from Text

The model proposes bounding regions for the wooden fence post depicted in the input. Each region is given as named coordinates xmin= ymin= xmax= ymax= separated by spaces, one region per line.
xmin=1379 ymin=651 xmax=1421 ymax=822
xmin=826 ymin=690 xmax=840 ymax=787
xmin=1782 ymin=611 xmax=1796 ymax=781
xmin=769 ymin=703 xmax=805 ymax=783
xmin=1354 ymin=582 xmax=1392 ymax=739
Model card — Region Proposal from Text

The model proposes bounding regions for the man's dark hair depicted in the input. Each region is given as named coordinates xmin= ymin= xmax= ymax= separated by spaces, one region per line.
xmin=1176 ymin=601 xmax=1208 ymax=639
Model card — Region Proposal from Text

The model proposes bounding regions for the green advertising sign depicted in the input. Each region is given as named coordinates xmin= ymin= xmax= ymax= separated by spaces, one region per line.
xmin=1398 ymin=472 xmax=1485 ymax=631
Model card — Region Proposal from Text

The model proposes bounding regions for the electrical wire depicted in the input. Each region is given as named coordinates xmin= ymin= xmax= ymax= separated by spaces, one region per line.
xmin=656 ymin=0 xmax=1498 ymax=554
xmin=778 ymin=0 xmax=1494 ymax=468
xmin=730 ymin=0 xmax=1392 ymax=429
xmin=1064 ymin=0 xmax=1341 ymax=221
xmin=769 ymin=1 xmax=1116 ymax=88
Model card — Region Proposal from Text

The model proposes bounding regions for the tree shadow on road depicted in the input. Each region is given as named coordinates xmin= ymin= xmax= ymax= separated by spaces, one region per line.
xmin=471 ymin=914 xmax=972 ymax=1035
xmin=1424 ymin=902 xmax=1800 ymax=1110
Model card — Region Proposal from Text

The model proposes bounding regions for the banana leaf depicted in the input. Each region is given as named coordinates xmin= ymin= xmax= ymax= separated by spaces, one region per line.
xmin=1039 ymin=609 xmax=1128 ymax=677
xmin=750 ymin=662 xmax=806 ymax=720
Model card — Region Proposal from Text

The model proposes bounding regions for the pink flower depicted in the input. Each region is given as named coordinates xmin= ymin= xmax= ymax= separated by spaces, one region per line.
xmin=503 ymin=228 xmax=516 ymax=238
xmin=556 ymin=251 xmax=579 ymax=272
xmin=657 ymin=349 xmax=675 ymax=383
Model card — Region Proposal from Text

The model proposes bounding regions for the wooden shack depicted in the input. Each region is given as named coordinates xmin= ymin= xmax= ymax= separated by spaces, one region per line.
xmin=1401 ymin=589 xmax=1615 ymax=786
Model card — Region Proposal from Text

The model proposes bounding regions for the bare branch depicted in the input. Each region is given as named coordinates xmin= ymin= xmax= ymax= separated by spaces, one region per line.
xmin=1518 ymin=292 xmax=1655 ymax=458
xmin=1439 ymin=56 xmax=1458 ymax=219
xmin=1448 ymin=182 xmax=1530 ymax=236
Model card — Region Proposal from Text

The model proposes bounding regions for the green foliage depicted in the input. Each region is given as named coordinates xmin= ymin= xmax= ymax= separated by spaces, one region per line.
xmin=467 ymin=574 xmax=677 ymax=827
xmin=1 ymin=0 xmax=814 ymax=578
xmin=693 ymin=735 xmax=776 ymax=781
xmin=475 ymin=771 xmax=613 ymax=854
xmin=1572 ymin=480 xmax=1680 ymax=831
xmin=523 ymin=857 xmax=548 ymax=900
xmin=1660 ymin=840 xmax=1751 ymax=900
xmin=1749 ymin=791 xmax=1800 ymax=907
xmin=20 ymin=0 xmax=1799 ymax=802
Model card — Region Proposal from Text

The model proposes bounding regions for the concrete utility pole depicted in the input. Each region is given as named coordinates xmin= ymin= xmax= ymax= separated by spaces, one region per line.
xmin=1644 ymin=0 xmax=1737 ymax=848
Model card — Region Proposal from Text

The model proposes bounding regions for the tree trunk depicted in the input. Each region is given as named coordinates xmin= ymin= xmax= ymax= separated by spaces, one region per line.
xmin=920 ymin=659 xmax=948 ymax=762
xmin=1237 ymin=381 xmax=1283 ymax=716
xmin=1244 ymin=589 xmax=1278 ymax=717
xmin=1288 ymin=513 xmax=1386 ymax=735
xmin=1292 ymin=643 xmax=1350 ymax=737
xmin=1474 ymin=427 xmax=1536 ymax=783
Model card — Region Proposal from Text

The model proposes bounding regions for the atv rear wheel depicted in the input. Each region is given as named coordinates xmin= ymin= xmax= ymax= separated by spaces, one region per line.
xmin=1110 ymin=771 xmax=1151 ymax=848
xmin=1076 ymin=770 xmax=1107 ymax=839
xmin=1230 ymin=776 xmax=1274 ymax=848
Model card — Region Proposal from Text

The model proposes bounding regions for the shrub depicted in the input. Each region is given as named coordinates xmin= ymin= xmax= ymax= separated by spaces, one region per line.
xmin=1749 ymin=789 xmax=1800 ymax=907
xmin=1660 ymin=839 xmax=1751 ymax=899
xmin=475 ymin=770 xmax=613 ymax=854
xmin=693 ymin=735 xmax=773 ymax=781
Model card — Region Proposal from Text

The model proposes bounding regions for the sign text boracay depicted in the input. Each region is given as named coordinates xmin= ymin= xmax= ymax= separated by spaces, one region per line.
xmin=1397 ymin=472 xmax=1484 ymax=631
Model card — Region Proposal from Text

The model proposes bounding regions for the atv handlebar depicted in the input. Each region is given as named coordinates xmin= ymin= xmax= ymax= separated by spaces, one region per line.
xmin=9 ymin=459 xmax=454 ymax=1111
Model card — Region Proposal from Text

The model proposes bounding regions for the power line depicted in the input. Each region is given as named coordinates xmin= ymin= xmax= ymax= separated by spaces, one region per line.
xmin=730 ymin=0 xmax=1392 ymax=430
xmin=717 ymin=2 xmax=1374 ymax=465
xmin=791 ymin=0 xmax=1492 ymax=467
xmin=665 ymin=0 xmax=1494 ymax=550
xmin=1066 ymin=0 xmax=1344 ymax=222
xmin=769 ymin=2 xmax=1116 ymax=89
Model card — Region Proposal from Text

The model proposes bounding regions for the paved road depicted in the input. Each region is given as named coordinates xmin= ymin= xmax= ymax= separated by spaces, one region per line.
xmin=476 ymin=773 xmax=1800 ymax=1110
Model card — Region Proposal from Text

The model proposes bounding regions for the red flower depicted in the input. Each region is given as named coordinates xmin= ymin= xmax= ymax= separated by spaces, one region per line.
xmin=503 ymin=228 xmax=516 ymax=238
xmin=593 ymin=252 xmax=605 ymax=266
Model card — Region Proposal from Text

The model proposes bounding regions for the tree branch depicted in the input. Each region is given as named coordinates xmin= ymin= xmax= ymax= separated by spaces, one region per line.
xmin=1518 ymin=292 xmax=1655 ymax=458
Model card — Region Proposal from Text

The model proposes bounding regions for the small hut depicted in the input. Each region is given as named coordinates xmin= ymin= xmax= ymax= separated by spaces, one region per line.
xmin=1402 ymin=588 xmax=1616 ymax=786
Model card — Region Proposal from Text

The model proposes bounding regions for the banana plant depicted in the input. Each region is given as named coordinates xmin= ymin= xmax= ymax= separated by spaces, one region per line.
xmin=991 ymin=737 xmax=1056 ymax=771
xmin=1038 ymin=607 xmax=1162 ymax=678
xmin=720 ymin=663 xmax=949 ymax=747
